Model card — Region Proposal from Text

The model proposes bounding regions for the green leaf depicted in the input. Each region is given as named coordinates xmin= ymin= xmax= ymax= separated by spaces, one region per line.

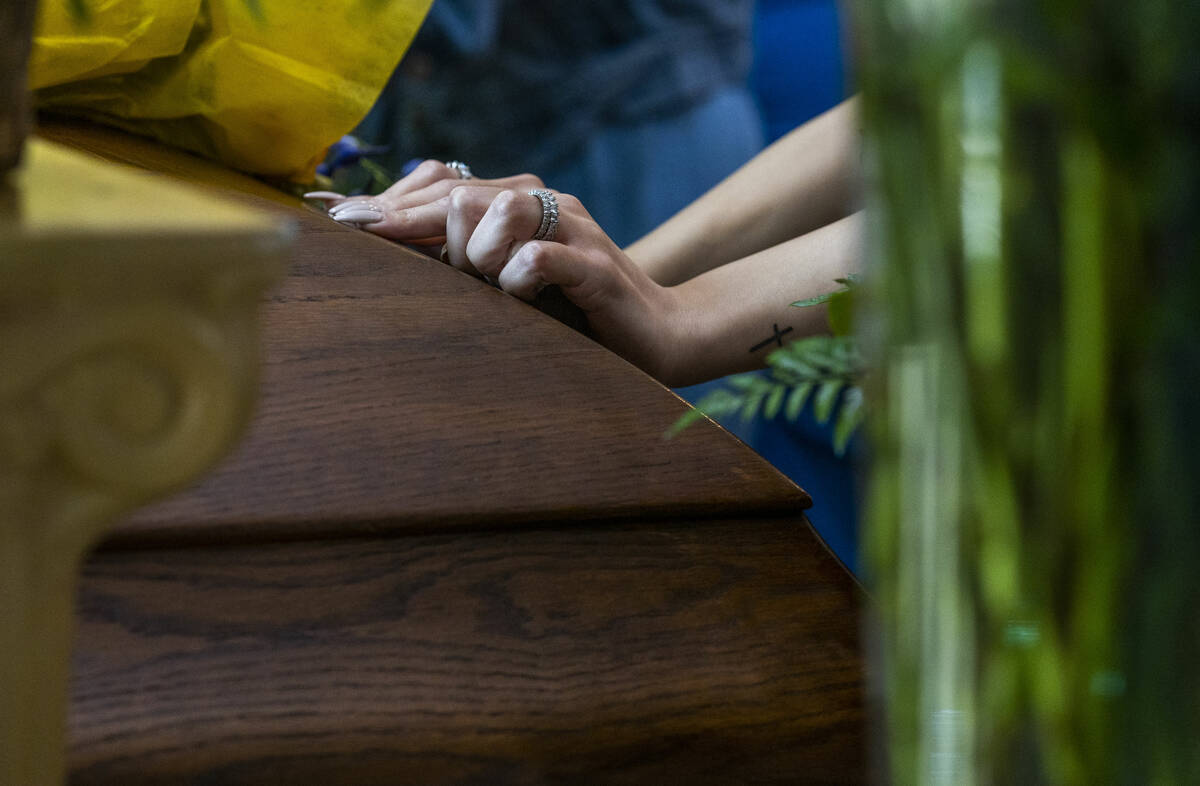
xmin=832 ymin=387 xmax=865 ymax=455
xmin=695 ymin=388 xmax=745 ymax=418
xmin=785 ymin=382 xmax=814 ymax=421
xmin=826 ymin=288 xmax=856 ymax=336
xmin=727 ymin=373 xmax=764 ymax=391
xmin=359 ymin=157 xmax=395 ymax=193
xmin=814 ymin=379 xmax=845 ymax=424
xmin=768 ymin=349 xmax=821 ymax=379
xmin=763 ymin=383 xmax=786 ymax=420
xmin=789 ymin=340 xmax=838 ymax=374
xmin=665 ymin=388 xmax=743 ymax=438
xmin=791 ymin=291 xmax=840 ymax=308
xmin=740 ymin=389 xmax=766 ymax=422
xmin=831 ymin=337 xmax=860 ymax=364
xmin=665 ymin=407 xmax=709 ymax=438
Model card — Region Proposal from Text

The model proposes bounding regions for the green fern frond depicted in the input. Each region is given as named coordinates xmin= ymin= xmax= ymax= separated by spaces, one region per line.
xmin=668 ymin=334 xmax=867 ymax=454
xmin=785 ymin=382 xmax=813 ymax=421
xmin=832 ymin=387 xmax=865 ymax=455
xmin=814 ymin=379 xmax=846 ymax=423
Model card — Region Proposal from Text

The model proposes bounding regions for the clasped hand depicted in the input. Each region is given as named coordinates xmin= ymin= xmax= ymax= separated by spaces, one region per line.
xmin=307 ymin=160 xmax=685 ymax=383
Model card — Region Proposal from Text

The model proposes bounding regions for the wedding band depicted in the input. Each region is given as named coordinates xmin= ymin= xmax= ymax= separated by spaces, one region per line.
xmin=528 ymin=189 xmax=559 ymax=242
xmin=446 ymin=160 xmax=473 ymax=180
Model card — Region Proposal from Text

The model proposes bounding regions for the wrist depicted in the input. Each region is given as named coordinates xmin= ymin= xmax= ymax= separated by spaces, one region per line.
xmin=623 ymin=241 xmax=673 ymax=287
xmin=652 ymin=279 xmax=712 ymax=388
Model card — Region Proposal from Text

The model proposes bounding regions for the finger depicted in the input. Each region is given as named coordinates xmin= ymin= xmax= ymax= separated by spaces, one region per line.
xmin=330 ymin=202 xmax=384 ymax=226
xmin=445 ymin=186 xmax=499 ymax=276
xmin=328 ymin=197 xmax=383 ymax=216
xmin=358 ymin=196 xmax=453 ymax=241
xmin=326 ymin=173 xmax=542 ymax=218
xmin=380 ymin=158 xmax=464 ymax=198
xmin=384 ymin=173 xmax=544 ymax=213
xmin=465 ymin=189 xmax=546 ymax=277
xmin=498 ymin=241 xmax=588 ymax=302
xmin=493 ymin=172 xmax=546 ymax=190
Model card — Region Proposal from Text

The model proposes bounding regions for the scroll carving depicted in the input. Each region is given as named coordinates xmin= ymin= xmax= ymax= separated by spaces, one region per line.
xmin=1 ymin=300 xmax=260 ymax=546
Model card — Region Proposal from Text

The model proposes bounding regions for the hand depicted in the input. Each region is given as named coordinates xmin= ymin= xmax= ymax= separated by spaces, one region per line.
xmin=304 ymin=160 xmax=544 ymax=246
xmin=442 ymin=186 xmax=687 ymax=384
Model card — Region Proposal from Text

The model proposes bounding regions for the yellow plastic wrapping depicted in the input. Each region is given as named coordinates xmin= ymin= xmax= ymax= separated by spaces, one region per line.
xmin=29 ymin=0 xmax=432 ymax=181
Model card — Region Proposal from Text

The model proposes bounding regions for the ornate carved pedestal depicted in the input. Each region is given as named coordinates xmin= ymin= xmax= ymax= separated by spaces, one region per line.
xmin=0 ymin=139 xmax=289 ymax=785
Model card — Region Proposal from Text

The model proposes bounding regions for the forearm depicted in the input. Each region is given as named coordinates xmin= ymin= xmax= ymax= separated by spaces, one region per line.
xmin=627 ymin=97 xmax=861 ymax=287
xmin=661 ymin=211 xmax=863 ymax=387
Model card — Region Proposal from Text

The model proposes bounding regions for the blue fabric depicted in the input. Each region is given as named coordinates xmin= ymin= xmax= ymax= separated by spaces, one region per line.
xmin=750 ymin=0 xmax=848 ymax=143
xmin=360 ymin=0 xmax=755 ymax=179
xmin=539 ymin=86 xmax=762 ymax=247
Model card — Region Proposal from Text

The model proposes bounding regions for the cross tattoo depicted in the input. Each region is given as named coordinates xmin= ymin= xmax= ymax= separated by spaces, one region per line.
xmin=750 ymin=323 xmax=794 ymax=353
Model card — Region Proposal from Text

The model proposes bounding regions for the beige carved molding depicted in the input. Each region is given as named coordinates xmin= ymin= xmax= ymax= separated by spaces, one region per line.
xmin=0 ymin=139 xmax=289 ymax=785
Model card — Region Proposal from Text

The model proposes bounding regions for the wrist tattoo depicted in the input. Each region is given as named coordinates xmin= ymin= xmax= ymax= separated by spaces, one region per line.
xmin=750 ymin=323 xmax=794 ymax=353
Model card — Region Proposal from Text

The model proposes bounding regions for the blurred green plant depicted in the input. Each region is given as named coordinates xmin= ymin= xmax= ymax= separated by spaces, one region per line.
xmin=854 ymin=0 xmax=1200 ymax=782
xmin=668 ymin=276 xmax=866 ymax=455
xmin=310 ymin=135 xmax=396 ymax=196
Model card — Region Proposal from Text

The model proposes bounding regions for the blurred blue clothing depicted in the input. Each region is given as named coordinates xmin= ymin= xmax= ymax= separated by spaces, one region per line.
xmin=751 ymin=0 xmax=847 ymax=143
xmin=360 ymin=0 xmax=757 ymax=241
xmin=540 ymin=85 xmax=761 ymax=246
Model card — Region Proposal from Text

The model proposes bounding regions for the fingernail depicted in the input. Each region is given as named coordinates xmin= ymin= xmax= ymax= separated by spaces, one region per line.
xmin=333 ymin=208 xmax=383 ymax=224
xmin=303 ymin=191 xmax=345 ymax=200
xmin=329 ymin=201 xmax=382 ymax=216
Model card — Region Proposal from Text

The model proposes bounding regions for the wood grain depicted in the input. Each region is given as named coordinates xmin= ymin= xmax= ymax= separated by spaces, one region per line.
xmin=71 ymin=517 xmax=864 ymax=785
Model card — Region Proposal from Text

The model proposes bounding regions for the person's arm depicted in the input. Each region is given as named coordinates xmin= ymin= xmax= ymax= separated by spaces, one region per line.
xmin=663 ymin=212 xmax=861 ymax=385
xmin=625 ymin=97 xmax=861 ymax=286
xmin=435 ymin=184 xmax=861 ymax=387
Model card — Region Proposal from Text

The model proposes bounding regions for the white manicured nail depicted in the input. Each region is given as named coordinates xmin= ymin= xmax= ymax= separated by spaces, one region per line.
xmin=333 ymin=207 xmax=383 ymax=224
xmin=328 ymin=200 xmax=381 ymax=216
xmin=303 ymin=191 xmax=345 ymax=200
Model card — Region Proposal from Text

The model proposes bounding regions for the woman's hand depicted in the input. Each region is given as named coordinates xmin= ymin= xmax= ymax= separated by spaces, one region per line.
xmin=304 ymin=159 xmax=544 ymax=246
xmin=439 ymin=185 xmax=688 ymax=384
xmin=305 ymin=163 xmax=863 ymax=387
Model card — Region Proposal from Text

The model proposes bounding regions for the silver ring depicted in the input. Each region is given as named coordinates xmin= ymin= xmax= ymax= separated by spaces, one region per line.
xmin=446 ymin=160 xmax=473 ymax=180
xmin=528 ymin=189 xmax=559 ymax=242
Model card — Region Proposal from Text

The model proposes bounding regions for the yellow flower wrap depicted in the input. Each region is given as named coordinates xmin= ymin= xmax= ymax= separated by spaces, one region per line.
xmin=29 ymin=0 xmax=432 ymax=181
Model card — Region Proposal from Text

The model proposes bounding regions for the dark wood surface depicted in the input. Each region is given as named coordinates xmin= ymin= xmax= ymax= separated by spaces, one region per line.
xmin=38 ymin=118 xmax=867 ymax=784
xmin=70 ymin=519 xmax=863 ymax=785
